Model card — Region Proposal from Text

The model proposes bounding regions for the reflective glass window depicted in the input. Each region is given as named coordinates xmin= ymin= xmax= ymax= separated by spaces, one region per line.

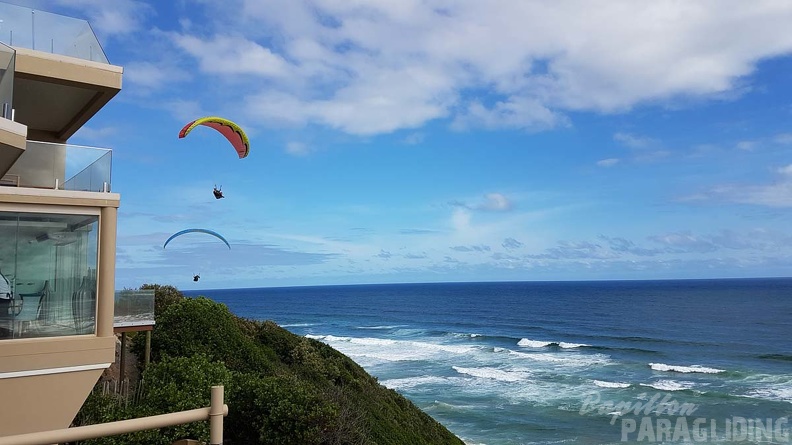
xmin=0 ymin=211 xmax=99 ymax=339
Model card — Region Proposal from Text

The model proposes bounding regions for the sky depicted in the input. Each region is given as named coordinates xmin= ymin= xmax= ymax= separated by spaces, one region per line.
xmin=9 ymin=0 xmax=792 ymax=289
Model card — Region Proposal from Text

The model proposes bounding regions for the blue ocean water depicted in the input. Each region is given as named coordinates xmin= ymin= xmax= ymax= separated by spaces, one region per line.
xmin=185 ymin=279 xmax=792 ymax=444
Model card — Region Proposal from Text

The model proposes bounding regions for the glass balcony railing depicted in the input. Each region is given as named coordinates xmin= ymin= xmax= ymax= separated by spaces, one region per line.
xmin=62 ymin=144 xmax=112 ymax=192
xmin=4 ymin=140 xmax=112 ymax=192
xmin=114 ymin=289 xmax=155 ymax=329
xmin=0 ymin=2 xmax=108 ymax=64
xmin=0 ymin=41 xmax=13 ymax=119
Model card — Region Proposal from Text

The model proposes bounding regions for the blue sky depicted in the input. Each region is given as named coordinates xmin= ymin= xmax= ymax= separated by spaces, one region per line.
xmin=11 ymin=0 xmax=792 ymax=289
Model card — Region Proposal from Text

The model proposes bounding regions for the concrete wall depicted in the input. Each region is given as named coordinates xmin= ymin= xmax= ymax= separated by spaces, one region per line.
xmin=0 ymin=189 xmax=119 ymax=437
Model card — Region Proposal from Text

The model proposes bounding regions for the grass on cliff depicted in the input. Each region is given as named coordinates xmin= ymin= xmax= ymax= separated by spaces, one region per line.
xmin=74 ymin=285 xmax=464 ymax=445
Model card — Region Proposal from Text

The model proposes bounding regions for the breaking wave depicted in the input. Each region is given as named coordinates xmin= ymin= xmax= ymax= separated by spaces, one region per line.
xmin=649 ymin=363 xmax=725 ymax=374
xmin=592 ymin=380 xmax=631 ymax=389
xmin=518 ymin=338 xmax=591 ymax=349
xmin=453 ymin=366 xmax=533 ymax=383
xmin=640 ymin=380 xmax=697 ymax=391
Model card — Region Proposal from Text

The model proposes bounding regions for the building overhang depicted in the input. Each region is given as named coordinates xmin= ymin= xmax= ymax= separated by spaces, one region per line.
xmin=0 ymin=187 xmax=120 ymax=208
xmin=11 ymin=47 xmax=122 ymax=143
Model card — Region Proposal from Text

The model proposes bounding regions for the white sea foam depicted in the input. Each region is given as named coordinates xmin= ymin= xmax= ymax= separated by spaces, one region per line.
xmin=430 ymin=400 xmax=480 ymax=411
xmin=450 ymin=332 xmax=483 ymax=339
xmin=559 ymin=342 xmax=590 ymax=349
xmin=510 ymin=351 xmax=568 ymax=362
xmin=518 ymin=339 xmax=590 ymax=349
xmin=380 ymin=375 xmax=450 ymax=390
xmin=739 ymin=373 xmax=792 ymax=385
xmin=509 ymin=350 xmax=612 ymax=367
xmin=649 ymin=363 xmax=725 ymax=374
xmin=640 ymin=380 xmax=696 ymax=391
xmin=593 ymin=380 xmax=631 ymax=389
xmin=453 ymin=366 xmax=533 ymax=383
xmin=306 ymin=333 xmax=479 ymax=363
xmin=506 ymin=376 xmax=616 ymax=408
xmin=518 ymin=338 xmax=553 ymax=348
xmin=723 ymin=374 xmax=792 ymax=403
xmin=745 ymin=386 xmax=792 ymax=403
xmin=328 ymin=335 xmax=399 ymax=346
xmin=356 ymin=325 xmax=402 ymax=330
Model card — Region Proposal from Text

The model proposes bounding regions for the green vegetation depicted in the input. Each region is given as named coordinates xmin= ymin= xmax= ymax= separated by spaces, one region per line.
xmin=74 ymin=285 xmax=463 ymax=445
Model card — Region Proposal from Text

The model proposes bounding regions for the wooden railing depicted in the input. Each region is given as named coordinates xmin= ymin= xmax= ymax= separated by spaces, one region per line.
xmin=0 ymin=386 xmax=226 ymax=445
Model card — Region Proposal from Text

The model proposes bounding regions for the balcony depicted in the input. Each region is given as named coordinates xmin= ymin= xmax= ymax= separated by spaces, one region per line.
xmin=0 ymin=41 xmax=26 ymax=174
xmin=0 ymin=1 xmax=122 ymax=147
xmin=0 ymin=2 xmax=108 ymax=64
xmin=2 ymin=140 xmax=112 ymax=192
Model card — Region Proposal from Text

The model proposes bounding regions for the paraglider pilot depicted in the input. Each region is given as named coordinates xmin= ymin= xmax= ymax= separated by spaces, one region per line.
xmin=213 ymin=185 xmax=224 ymax=199
xmin=193 ymin=274 xmax=200 ymax=282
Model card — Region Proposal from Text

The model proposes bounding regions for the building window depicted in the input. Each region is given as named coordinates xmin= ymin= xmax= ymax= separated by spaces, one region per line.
xmin=0 ymin=211 xmax=99 ymax=339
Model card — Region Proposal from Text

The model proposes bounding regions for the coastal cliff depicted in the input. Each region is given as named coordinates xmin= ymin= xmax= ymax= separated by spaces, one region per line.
xmin=75 ymin=285 xmax=464 ymax=445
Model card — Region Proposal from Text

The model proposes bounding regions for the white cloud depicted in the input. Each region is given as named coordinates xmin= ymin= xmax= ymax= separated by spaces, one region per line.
xmin=171 ymin=34 xmax=291 ymax=77
xmin=450 ymin=193 xmax=513 ymax=212
xmin=72 ymin=125 xmax=118 ymax=143
xmin=452 ymin=98 xmax=568 ymax=131
xmin=286 ymin=142 xmax=311 ymax=156
xmin=775 ymin=133 xmax=792 ymax=145
xmin=160 ymin=100 xmax=206 ymax=124
xmin=685 ymin=165 xmax=792 ymax=207
xmin=244 ymin=65 xmax=456 ymax=134
xmin=450 ymin=245 xmax=491 ymax=253
xmin=502 ymin=237 xmax=523 ymax=250
xmin=736 ymin=140 xmax=757 ymax=151
xmin=124 ymin=61 xmax=190 ymax=91
xmin=529 ymin=240 xmax=612 ymax=260
xmin=451 ymin=208 xmax=472 ymax=233
xmin=648 ymin=231 xmax=717 ymax=253
xmin=611 ymin=132 xmax=670 ymax=163
xmin=167 ymin=0 xmax=792 ymax=136
xmin=614 ymin=132 xmax=655 ymax=149
xmin=403 ymin=133 xmax=425 ymax=145
xmin=728 ymin=183 xmax=792 ymax=207
xmin=596 ymin=158 xmax=620 ymax=167
xmin=479 ymin=193 xmax=512 ymax=211
xmin=53 ymin=0 xmax=152 ymax=36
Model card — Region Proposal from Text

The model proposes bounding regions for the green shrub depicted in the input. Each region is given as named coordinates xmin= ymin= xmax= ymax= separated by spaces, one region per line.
xmin=78 ymin=284 xmax=464 ymax=445
xmin=228 ymin=373 xmax=343 ymax=445
xmin=76 ymin=354 xmax=231 ymax=445
xmin=130 ymin=284 xmax=185 ymax=362
xmin=151 ymin=297 xmax=277 ymax=373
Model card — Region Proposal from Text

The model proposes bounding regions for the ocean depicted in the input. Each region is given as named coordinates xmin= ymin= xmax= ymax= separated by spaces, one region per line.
xmin=185 ymin=279 xmax=792 ymax=445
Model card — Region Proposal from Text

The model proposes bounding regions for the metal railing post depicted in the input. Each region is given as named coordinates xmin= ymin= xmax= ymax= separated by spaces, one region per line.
xmin=209 ymin=385 xmax=224 ymax=445
xmin=144 ymin=331 xmax=151 ymax=367
xmin=119 ymin=332 xmax=127 ymax=381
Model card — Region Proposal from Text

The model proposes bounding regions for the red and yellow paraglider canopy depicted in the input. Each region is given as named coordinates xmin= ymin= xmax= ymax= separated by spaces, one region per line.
xmin=178 ymin=116 xmax=250 ymax=159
